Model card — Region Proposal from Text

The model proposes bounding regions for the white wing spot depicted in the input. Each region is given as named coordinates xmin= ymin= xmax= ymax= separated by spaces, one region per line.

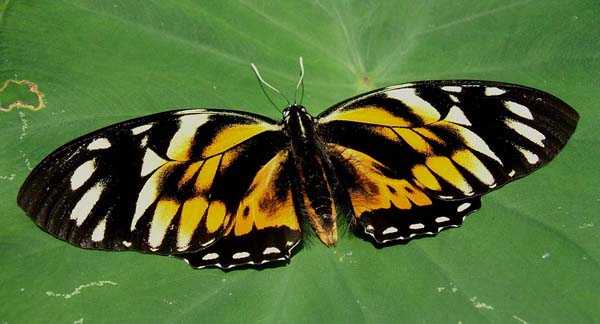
xmin=446 ymin=105 xmax=471 ymax=126
xmin=457 ymin=202 xmax=471 ymax=213
xmin=167 ymin=114 xmax=210 ymax=159
xmin=441 ymin=86 xmax=462 ymax=93
xmin=232 ymin=252 xmax=250 ymax=259
xmin=87 ymin=138 xmax=111 ymax=150
xmin=175 ymin=109 xmax=208 ymax=115
xmin=140 ymin=148 xmax=167 ymax=177
xmin=202 ymin=253 xmax=219 ymax=261
xmin=263 ymin=247 xmax=281 ymax=255
xmin=409 ymin=223 xmax=425 ymax=230
xmin=131 ymin=171 xmax=163 ymax=231
xmin=131 ymin=124 xmax=153 ymax=135
xmin=386 ymin=88 xmax=441 ymax=120
xmin=517 ymin=147 xmax=540 ymax=164
xmin=365 ymin=225 xmax=374 ymax=232
xmin=456 ymin=126 xmax=503 ymax=165
xmin=382 ymin=227 xmax=398 ymax=235
xmin=508 ymin=170 xmax=516 ymax=177
xmin=505 ymin=118 xmax=546 ymax=147
xmin=504 ymin=101 xmax=534 ymax=120
xmin=485 ymin=87 xmax=506 ymax=96
xmin=201 ymin=238 xmax=216 ymax=247
xmin=91 ymin=217 xmax=108 ymax=242
xmin=122 ymin=241 xmax=132 ymax=247
xmin=435 ymin=216 xmax=450 ymax=223
xmin=70 ymin=159 xmax=96 ymax=191
xmin=448 ymin=94 xmax=460 ymax=103
xmin=70 ymin=183 xmax=105 ymax=226
xmin=285 ymin=241 xmax=295 ymax=247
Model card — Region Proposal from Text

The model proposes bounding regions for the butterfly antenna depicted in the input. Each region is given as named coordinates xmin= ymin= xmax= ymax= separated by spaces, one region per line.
xmin=251 ymin=63 xmax=290 ymax=112
xmin=294 ymin=56 xmax=305 ymax=105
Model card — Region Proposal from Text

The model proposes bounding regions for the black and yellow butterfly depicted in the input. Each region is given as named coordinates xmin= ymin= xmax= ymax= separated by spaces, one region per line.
xmin=18 ymin=75 xmax=578 ymax=269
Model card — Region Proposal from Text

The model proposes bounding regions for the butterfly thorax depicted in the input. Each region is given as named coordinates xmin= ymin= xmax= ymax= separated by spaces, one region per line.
xmin=283 ymin=105 xmax=338 ymax=246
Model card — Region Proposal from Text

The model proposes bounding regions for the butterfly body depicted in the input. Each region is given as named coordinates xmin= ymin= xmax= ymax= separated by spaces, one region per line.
xmin=284 ymin=104 xmax=338 ymax=246
xmin=18 ymin=80 xmax=578 ymax=269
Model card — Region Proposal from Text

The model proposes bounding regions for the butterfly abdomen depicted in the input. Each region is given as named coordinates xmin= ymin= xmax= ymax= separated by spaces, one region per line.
xmin=284 ymin=105 xmax=338 ymax=245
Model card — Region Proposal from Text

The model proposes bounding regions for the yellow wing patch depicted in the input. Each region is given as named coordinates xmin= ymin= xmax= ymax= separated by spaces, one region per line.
xmin=411 ymin=164 xmax=442 ymax=191
xmin=320 ymin=106 xmax=412 ymax=127
xmin=205 ymin=201 xmax=229 ymax=234
xmin=203 ymin=124 xmax=278 ymax=157
xmin=148 ymin=199 xmax=180 ymax=249
xmin=425 ymin=156 xmax=473 ymax=195
xmin=177 ymin=196 xmax=209 ymax=251
xmin=394 ymin=128 xmax=433 ymax=154
xmin=194 ymin=155 xmax=220 ymax=193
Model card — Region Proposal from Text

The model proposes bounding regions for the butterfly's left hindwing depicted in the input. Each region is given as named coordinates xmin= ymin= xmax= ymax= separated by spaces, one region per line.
xmin=318 ymin=80 xmax=578 ymax=243
xmin=17 ymin=109 xmax=301 ymax=268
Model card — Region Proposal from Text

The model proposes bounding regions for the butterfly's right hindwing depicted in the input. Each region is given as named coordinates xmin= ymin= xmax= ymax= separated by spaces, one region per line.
xmin=17 ymin=109 xmax=298 ymax=264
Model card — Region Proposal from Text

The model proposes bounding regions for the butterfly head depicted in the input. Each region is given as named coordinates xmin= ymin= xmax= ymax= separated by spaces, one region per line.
xmin=282 ymin=104 xmax=310 ymax=120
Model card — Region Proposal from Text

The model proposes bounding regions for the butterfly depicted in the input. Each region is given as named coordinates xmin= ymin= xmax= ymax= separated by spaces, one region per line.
xmin=17 ymin=62 xmax=578 ymax=269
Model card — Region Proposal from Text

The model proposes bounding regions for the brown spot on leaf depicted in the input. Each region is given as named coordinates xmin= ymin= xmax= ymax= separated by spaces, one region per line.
xmin=361 ymin=76 xmax=372 ymax=87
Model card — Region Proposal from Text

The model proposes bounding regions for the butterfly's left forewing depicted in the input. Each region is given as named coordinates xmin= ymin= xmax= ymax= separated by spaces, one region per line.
xmin=317 ymin=80 xmax=578 ymax=243
xmin=18 ymin=109 xmax=301 ymax=268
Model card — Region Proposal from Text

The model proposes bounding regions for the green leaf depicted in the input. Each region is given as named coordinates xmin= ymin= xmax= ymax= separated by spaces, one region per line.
xmin=1 ymin=1 xmax=598 ymax=323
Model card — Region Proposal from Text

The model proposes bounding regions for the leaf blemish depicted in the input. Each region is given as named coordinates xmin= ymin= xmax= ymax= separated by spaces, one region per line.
xmin=20 ymin=149 xmax=32 ymax=171
xmin=45 ymin=280 xmax=117 ymax=299
xmin=360 ymin=76 xmax=372 ymax=87
xmin=513 ymin=315 xmax=530 ymax=324
xmin=19 ymin=111 xmax=28 ymax=140
xmin=338 ymin=251 xmax=355 ymax=263
xmin=470 ymin=296 xmax=494 ymax=310
xmin=0 ymin=174 xmax=16 ymax=181
xmin=437 ymin=282 xmax=458 ymax=293
xmin=0 ymin=79 xmax=46 ymax=112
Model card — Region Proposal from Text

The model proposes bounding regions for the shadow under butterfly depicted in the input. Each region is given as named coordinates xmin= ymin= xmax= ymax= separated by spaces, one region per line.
xmin=17 ymin=58 xmax=579 ymax=269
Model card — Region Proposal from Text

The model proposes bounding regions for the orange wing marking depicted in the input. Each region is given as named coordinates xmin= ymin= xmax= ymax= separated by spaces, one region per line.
xmin=334 ymin=145 xmax=432 ymax=217
xmin=231 ymin=151 xmax=299 ymax=236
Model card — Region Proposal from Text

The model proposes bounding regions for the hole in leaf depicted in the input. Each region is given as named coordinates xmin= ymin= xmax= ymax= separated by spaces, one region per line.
xmin=0 ymin=79 xmax=46 ymax=112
